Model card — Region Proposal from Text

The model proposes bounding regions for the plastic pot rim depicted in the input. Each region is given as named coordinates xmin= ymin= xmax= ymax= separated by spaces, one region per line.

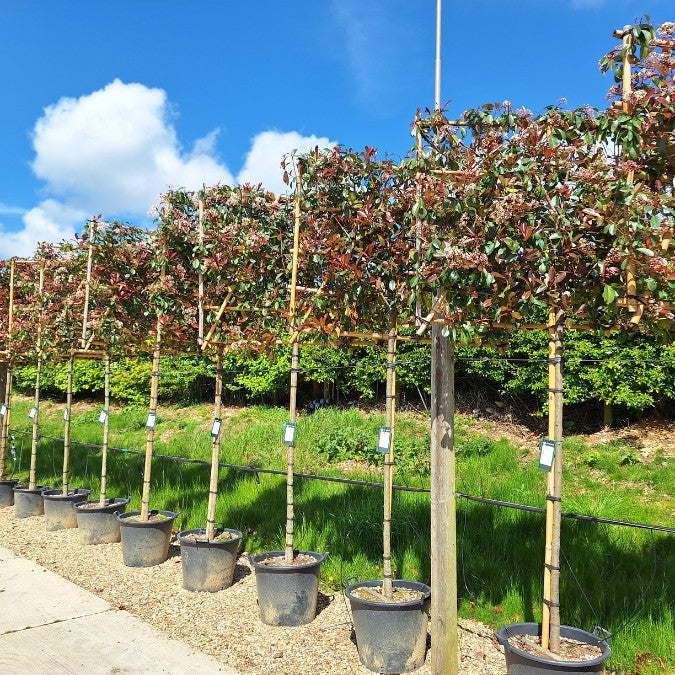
xmin=495 ymin=622 xmax=611 ymax=667
xmin=345 ymin=579 xmax=431 ymax=609
xmin=0 ymin=478 xmax=19 ymax=486
xmin=74 ymin=497 xmax=130 ymax=512
xmin=177 ymin=527 xmax=243 ymax=548
xmin=249 ymin=549 xmax=328 ymax=572
xmin=14 ymin=485 xmax=49 ymax=494
xmin=116 ymin=509 xmax=178 ymax=526
xmin=42 ymin=488 xmax=91 ymax=500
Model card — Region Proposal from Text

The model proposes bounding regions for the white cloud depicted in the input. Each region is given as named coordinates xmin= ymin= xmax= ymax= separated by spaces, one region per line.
xmin=0 ymin=199 xmax=85 ymax=258
xmin=5 ymin=80 xmax=338 ymax=258
xmin=31 ymin=79 xmax=233 ymax=215
xmin=0 ymin=203 xmax=27 ymax=216
xmin=237 ymin=130 xmax=337 ymax=195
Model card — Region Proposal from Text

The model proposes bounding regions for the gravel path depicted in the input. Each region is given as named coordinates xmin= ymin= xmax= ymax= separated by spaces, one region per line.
xmin=0 ymin=509 xmax=506 ymax=674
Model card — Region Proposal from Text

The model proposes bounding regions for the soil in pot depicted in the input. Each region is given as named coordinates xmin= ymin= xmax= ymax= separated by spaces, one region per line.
xmin=496 ymin=622 xmax=611 ymax=674
xmin=178 ymin=527 xmax=243 ymax=592
xmin=42 ymin=489 xmax=91 ymax=530
xmin=117 ymin=510 xmax=177 ymax=567
xmin=346 ymin=579 xmax=431 ymax=674
xmin=250 ymin=550 xmax=327 ymax=626
xmin=74 ymin=498 xmax=130 ymax=545
xmin=0 ymin=479 xmax=19 ymax=507
xmin=13 ymin=485 xmax=50 ymax=518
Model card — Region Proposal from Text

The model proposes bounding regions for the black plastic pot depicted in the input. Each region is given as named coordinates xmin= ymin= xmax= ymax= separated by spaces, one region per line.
xmin=345 ymin=579 xmax=431 ymax=674
xmin=74 ymin=498 xmax=130 ymax=544
xmin=13 ymin=485 xmax=50 ymax=518
xmin=178 ymin=527 xmax=243 ymax=592
xmin=117 ymin=510 xmax=178 ymax=567
xmin=42 ymin=489 xmax=91 ymax=531
xmin=0 ymin=479 xmax=19 ymax=507
xmin=249 ymin=550 xmax=327 ymax=626
xmin=496 ymin=622 xmax=611 ymax=674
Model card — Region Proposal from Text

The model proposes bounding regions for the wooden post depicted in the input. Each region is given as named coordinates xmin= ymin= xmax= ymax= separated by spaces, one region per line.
xmin=542 ymin=309 xmax=564 ymax=651
xmin=99 ymin=352 xmax=111 ymax=506
xmin=198 ymin=200 xmax=205 ymax=346
xmin=284 ymin=161 xmax=303 ymax=565
xmin=140 ymin=322 xmax=161 ymax=521
xmin=430 ymin=321 xmax=458 ymax=674
xmin=28 ymin=265 xmax=45 ymax=491
xmin=62 ymin=354 xmax=74 ymax=494
xmin=205 ymin=347 xmax=224 ymax=540
xmin=382 ymin=309 xmax=398 ymax=599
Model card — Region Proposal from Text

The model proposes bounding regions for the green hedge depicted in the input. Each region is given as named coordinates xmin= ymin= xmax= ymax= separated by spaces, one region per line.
xmin=10 ymin=333 xmax=673 ymax=418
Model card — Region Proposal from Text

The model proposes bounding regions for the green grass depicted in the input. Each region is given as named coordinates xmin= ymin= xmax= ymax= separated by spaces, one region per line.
xmin=5 ymin=396 xmax=674 ymax=673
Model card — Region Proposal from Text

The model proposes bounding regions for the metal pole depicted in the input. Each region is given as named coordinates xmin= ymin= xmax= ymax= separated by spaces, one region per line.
xmin=435 ymin=0 xmax=442 ymax=109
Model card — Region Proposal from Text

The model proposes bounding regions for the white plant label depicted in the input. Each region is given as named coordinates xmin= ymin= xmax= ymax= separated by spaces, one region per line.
xmin=283 ymin=422 xmax=296 ymax=446
xmin=146 ymin=412 xmax=157 ymax=430
xmin=28 ymin=407 xmax=37 ymax=419
xmin=211 ymin=418 xmax=222 ymax=438
xmin=0 ymin=403 xmax=6 ymax=417
xmin=538 ymin=438 xmax=557 ymax=471
xmin=98 ymin=409 xmax=108 ymax=425
xmin=378 ymin=426 xmax=392 ymax=454
xmin=63 ymin=408 xmax=69 ymax=422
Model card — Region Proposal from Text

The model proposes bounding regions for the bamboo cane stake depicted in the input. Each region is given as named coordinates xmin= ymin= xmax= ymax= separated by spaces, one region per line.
xmin=198 ymin=200 xmax=205 ymax=346
xmin=61 ymin=354 xmax=74 ymax=495
xmin=284 ymin=163 xmax=303 ymax=565
xmin=140 ymin=321 xmax=161 ymax=521
xmin=617 ymin=26 xmax=640 ymax=319
xmin=430 ymin=315 xmax=458 ymax=674
xmin=0 ymin=261 xmax=16 ymax=480
xmin=0 ymin=363 xmax=12 ymax=481
xmin=28 ymin=265 xmax=45 ymax=491
xmin=542 ymin=308 xmax=564 ymax=651
xmin=81 ymin=232 xmax=94 ymax=349
xmin=99 ymin=352 xmax=111 ymax=506
xmin=382 ymin=309 xmax=397 ymax=599
xmin=205 ymin=347 xmax=224 ymax=541
xmin=201 ymin=291 xmax=234 ymax=351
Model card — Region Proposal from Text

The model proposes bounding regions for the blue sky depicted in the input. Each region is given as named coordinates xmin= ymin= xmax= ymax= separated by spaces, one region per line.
xmin=0 ymin=1 xmax=671 ymax=257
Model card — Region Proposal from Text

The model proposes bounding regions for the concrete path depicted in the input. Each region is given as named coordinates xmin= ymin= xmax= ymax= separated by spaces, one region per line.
xmin=0 ymin=546 xmax=236 ymax=674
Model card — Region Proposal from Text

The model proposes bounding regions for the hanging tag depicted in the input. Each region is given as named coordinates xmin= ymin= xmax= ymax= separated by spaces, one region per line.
xmin=146 ymin=412 xmax=157 ymax=430
xmin=378 ymin=426 xmax=392 ymax=454
xmin=211 ymin=417 xmax=222 ymax=438
xmin=538 ymin=438 xmax=557 ymax=471
xmin=283 ymin=422 xmax=296 ymax=447
xmin=28 ymin=406 xmax=37 ymax=419
xmin=63 ymin=407 xmax=70 ymax=422
xmin=0 ymin=403 xmax=6 ymax=417
xmin=98 ymin=409 xmax=108 ymax=425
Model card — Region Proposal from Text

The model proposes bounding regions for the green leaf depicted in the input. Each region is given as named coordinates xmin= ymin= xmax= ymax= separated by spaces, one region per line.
xmin=603 ymin=285 xmax=618 ymax=304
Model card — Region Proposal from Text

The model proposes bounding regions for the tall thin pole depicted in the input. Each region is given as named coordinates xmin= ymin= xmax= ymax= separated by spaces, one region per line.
xmin=62 ymin=355 xmax=74 ymax=494
xmin=0 ymin=261 xmax=16 ymax=480
xmin=430 ymin=1 xmax=458 ymax=672
xmin=435 ymin=0 xmax=442 ymax=108
xmin=542 ymin=309 xmax=564 ymax=651
xmin=28 ymin=265 xmax=45 ymax=491
xmin=140 ymin=321 xmax=161 ymax=521
xmin=99 ymin=352 xmax=111 ymax=506
xmin=382 ymin=309 xmax=397 ymax=599
xmin=81 ymin=232 xmax=94 ymax=349
xmin=205 ymin=347 xmax=224 ymax=541
xmin=198 ymin=200 xmax=205 ymax=346
xmin=285 ymin=162 xmax=303 ymax=565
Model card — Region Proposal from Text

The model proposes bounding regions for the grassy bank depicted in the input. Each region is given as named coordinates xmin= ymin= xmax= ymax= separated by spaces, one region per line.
xmin=4 ymin=396 xmax=673 ymax=673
